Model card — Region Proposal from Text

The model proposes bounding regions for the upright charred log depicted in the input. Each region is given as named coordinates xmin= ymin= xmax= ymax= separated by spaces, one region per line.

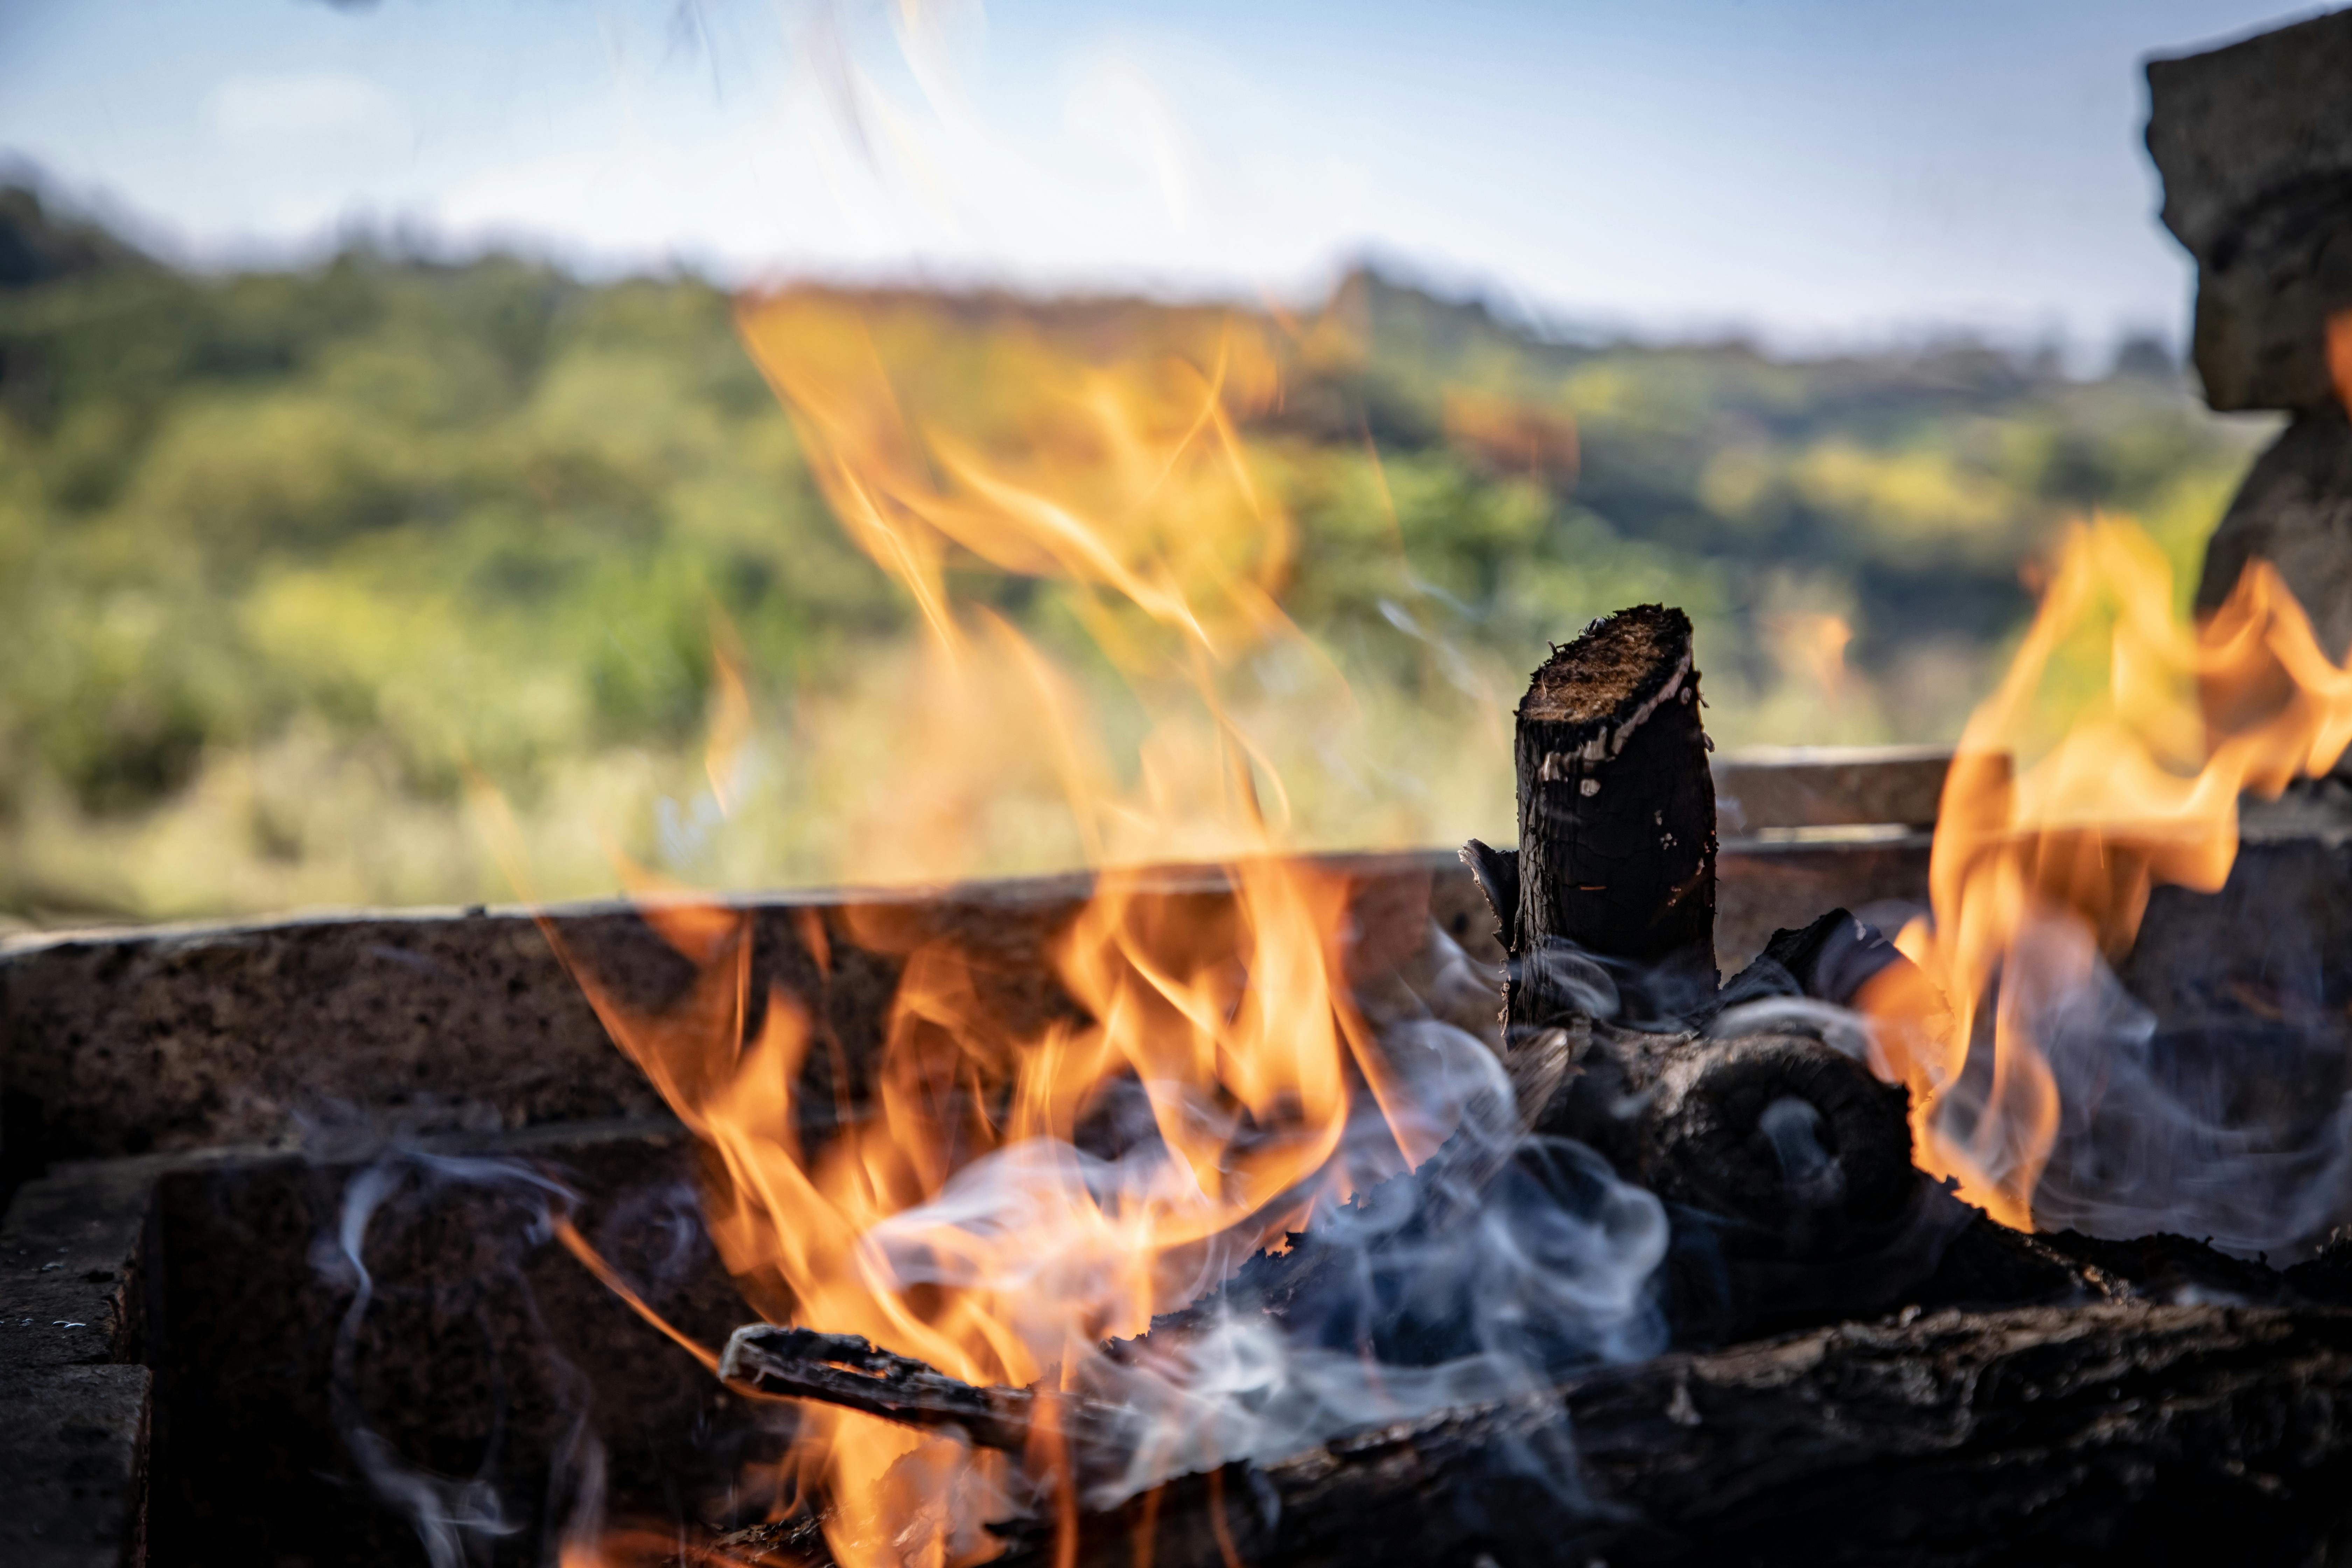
xmin=1484 ymin=605 xmax=1717 ymax=1031
xmin=1462 ymin=617 xmax=1921 ymax=1284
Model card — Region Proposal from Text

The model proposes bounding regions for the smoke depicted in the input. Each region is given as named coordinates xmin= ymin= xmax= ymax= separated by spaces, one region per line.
xmin=1989 ymin=909 xmax=2352 ymax=1260
xmin=1082 ymin=1129 xmax=1667 ymax=1512
xmin=313 ymin=1135 xmax=609 ymax=1568
xmin=858 ymin=978 xmax=1669 ymax=1515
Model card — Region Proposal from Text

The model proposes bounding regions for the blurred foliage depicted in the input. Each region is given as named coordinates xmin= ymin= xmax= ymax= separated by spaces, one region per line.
xmin=0 ymin=187 xmax=2274 ymax=924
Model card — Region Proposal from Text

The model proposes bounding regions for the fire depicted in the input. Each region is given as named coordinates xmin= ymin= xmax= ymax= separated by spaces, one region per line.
xmin=732 ymin=290 xmax=1324 ymax=885
xmin=1859 ymin=518 xmax=2352 ymax=1228
xmin=1439 ymin=387 xmax=1579 ymax=485
xmin=537 ymin=292 xmax=1444 ymax=1567
xmin=1766 ymin=610 xmax=1853 ymax=702
xmin=527 ymin=289 xmax=2352 ymax=1562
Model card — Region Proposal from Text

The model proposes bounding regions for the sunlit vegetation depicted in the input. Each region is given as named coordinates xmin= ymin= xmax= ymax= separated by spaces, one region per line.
xmin=0 ymin=187 xmax=2274 ymax=924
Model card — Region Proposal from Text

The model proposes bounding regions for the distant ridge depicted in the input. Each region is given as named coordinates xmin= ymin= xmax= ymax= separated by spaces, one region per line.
xmin=0 ymin=185 xmax=152 ymax=290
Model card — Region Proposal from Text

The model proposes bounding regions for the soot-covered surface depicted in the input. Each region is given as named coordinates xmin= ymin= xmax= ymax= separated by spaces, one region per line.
xmin=145 ymin=1125 xmax=766 ymax=1567
xmin=18 ymin=810 xmax=2352 ymax=1563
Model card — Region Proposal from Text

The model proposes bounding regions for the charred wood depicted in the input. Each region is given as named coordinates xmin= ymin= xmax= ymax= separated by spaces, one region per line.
xmin=1714 ymin=906 xmax=1904 ymax=1012
xmin=1457 ymin=612 xmax=1931 ymax=1283
xmin=721 ymin=1325 xmax=1121 ymax=1457
xmin=1191 ymin=1302 xmax=2352 ymax=1568
xmin=1466 ymin=604 xmax=1719 ymax=1034
xmin=1514 ymin=1025 xmax=1914 ymax=1248
xmin=700 ymin=1304 xmax=2352 ymax=1568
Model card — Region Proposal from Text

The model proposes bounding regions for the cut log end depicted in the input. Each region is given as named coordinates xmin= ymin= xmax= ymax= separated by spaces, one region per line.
xmin=1520 ymin=604 xmax=1692 ymax=726
xmin=1510 ymin=603 xmax=1717 ymax=1015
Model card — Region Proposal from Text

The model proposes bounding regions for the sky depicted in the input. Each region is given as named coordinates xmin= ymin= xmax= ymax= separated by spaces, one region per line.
xmin=0 ymin=0 xmax=2330 ymax=352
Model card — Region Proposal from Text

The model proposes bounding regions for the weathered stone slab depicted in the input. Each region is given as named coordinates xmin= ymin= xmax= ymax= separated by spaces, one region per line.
xmin=0 ymin=1158 xmax=151 ymax=1367
xmin=2195 ymin=400 xmax=2352 ymax=659
xmin=140 ymin=1121 xmax=747 ymax=1564
xmin=1713 ymin=745 xmax=1951 ymax=833
xmin=0 ymin=1157 xmax=160 ymax=1568
xmin=0 ymin=1363 xmax=149 ymax=1568
xmin=2147 ymin=9 xmax=2352 ymax=411
xmin=2 ymin=845 xmax=1937 ymax=1170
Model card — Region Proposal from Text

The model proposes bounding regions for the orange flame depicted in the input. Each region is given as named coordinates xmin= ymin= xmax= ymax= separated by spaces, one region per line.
xmin=1438 ymin=387 xmax=1579 ymax=486
xmin=1766 ymin=611 xmax=1853 ymax=703
xmin=543 ymin=292 xmax=1446 ymax=1567
xmin=1860 ymin=518 xmax=2352 ymax=1227
xmin=728 ymin=291 xmax=1356 ymax=888
xmin=705 ymin=623 xmax=754 ymax=817
xmin=2328 ymin=307 xmax=2352 ymax=417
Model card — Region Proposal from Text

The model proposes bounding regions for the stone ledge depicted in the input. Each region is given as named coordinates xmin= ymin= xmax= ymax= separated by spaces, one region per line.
xmin=0 ymin=1363 xmax=150 ymax=1568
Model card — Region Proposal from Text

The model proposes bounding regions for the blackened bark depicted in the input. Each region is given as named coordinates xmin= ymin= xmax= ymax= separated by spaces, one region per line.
xmin=1474 ymin=605 xmax=1718 ymax=1036
xmin=1457 ymin=837 xmax=1520 ymax=954
xmin=1190 ymin=1302 xmax=2352 ymax=1568
xmin=1716 ymin=907 xmax=1905 ymax=1010
xmin=720 ymin=1325 xmax=1124 ymax=1456
xmin=711 ymin=1305 xmax=2352 ymax=1568
xmin=1519 ymin=1027 xmax=1915 ymax=1249
xmin=1456 ymin=615 xmax=1919 ymax=1295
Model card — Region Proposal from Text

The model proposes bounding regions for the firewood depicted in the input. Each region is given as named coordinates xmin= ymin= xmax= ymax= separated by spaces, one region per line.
xmin=1458 ymin=604 xmax=1916 ymax=1272
xmin=694 ymin=1303 xmax=2352 ymax=1568
xmin=696 ymin=607 xmax=2352 ymax=1564
xmin=1464 ymin=604 xmax=1718 ymax=1033
xmin=1021 ymin=1302 xmax=2352 ymax=1568
xmin=719 ymin=1325 xmax=1112 ymax=1455
xmin=1521 ymin=1026 xmax=1916 ymax=1253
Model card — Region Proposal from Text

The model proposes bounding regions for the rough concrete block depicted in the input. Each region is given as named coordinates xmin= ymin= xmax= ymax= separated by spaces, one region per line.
xmin=0 ymin=1160 xmax=154 ymax=1368
xmin=2195 ymin=401 xmax=2352 ymax=657
xmin=1713 ymin=746 xmax=1953 ymax=833
xmin=0 ymin=1364 xmax=149 ymax=1568
xmin=2 ymin=847 xmax=1931 ymax=1169
xmin=0 ymin=1161 xmax=157 ymax=1567
xmin=2147 ymin=10 xmax=2352 ymax=410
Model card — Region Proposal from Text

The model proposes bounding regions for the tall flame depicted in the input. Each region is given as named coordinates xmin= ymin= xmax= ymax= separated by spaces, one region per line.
xmin=537 ymin=292 xmax=1454 ymax=1568
xmin=1860 ymin=518 xmax=2352 ymax=1227
xmin=534 ymin=292 xmax=2352 ymax=1562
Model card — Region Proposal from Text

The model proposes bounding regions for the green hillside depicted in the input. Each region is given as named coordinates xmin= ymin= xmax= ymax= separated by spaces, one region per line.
xmin=0 ymin=186 xmax=2272 ymax=924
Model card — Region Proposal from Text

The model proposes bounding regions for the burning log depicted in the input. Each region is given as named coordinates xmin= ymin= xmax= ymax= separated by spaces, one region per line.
xmin=700 ymin=1301 xmax=2352 ymax=1568
xmin=1463 ymin=608 xmax=1928 ymax=1278
xmin=694 ymin=587 xmax=2352 ymax=1566
xmin=1524 ymin=1025 xmax=1916 ymax=1255
xmin=1022 ymin=1302 xmax=2352 ymax=1568
xmin=1464 ymin=603 xmax=1718 ymax=1028
xmin=720 ymin=1325 xmax=1120 ymax=1456
xmin=1455 ymin=609 xmax=2229 ymax=1338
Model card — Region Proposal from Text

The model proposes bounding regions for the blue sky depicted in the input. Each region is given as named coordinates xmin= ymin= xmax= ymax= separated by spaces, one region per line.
xmin=0 ymin=0 xmax=2326 ymax=351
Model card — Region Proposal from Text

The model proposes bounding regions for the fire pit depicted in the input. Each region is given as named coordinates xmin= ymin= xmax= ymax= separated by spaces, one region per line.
xmin=14 ymin=14 xmax=2352 ymax=1566
xmin=7 ymin=719 xmax=2352 ymax=1567
xmin=0 ymin=815 xmax=1929 ymax=1568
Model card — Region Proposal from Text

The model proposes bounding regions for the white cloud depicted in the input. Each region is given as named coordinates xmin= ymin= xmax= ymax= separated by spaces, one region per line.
xmin=208 ymin=72 xmax=413 ymax=163
xmin=1063 ymin=53 xmax=1199 ymax=235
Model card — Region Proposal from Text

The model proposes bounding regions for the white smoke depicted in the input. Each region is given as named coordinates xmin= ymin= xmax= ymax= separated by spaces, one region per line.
xmin=315 ymin=1142 xmax=608 ymax=1568
xmin=859 ymin=1005 xmax=1670 ymax=1513
xmin=1996 ymin=909 xmax=2352 ymax=1259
